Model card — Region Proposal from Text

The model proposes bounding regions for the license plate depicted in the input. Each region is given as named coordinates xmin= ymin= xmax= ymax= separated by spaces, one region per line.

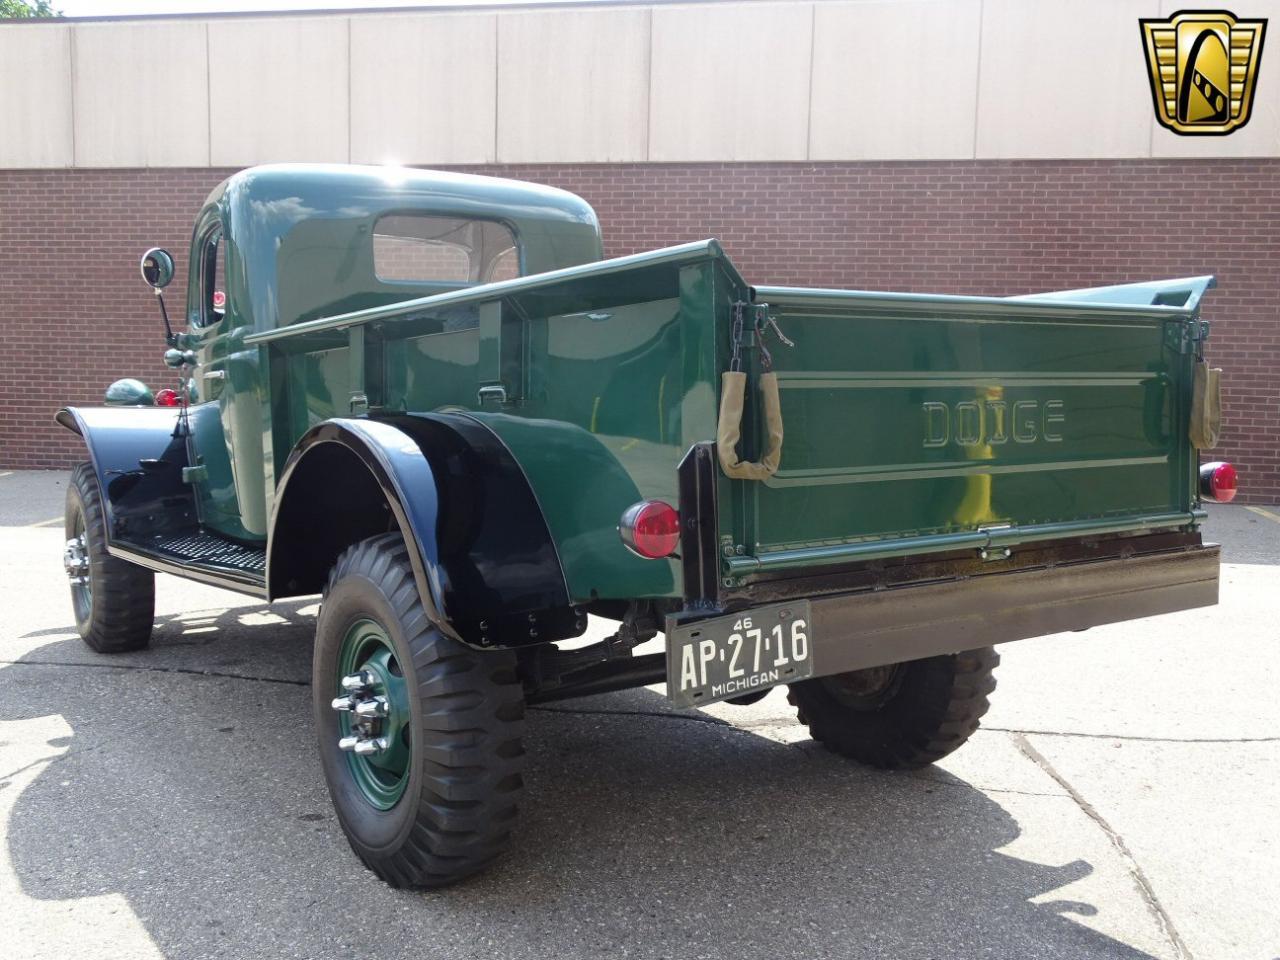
xmin=666 ymin=601 xmax=814 ymax=708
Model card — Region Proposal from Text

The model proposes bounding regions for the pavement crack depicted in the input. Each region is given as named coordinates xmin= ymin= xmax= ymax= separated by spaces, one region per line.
xmin=903 ymin=772 xmax=1068 ymax=799
xmin=1013 ymin=733 xmax=1194 ymax=960
xmin=0 ymin=735 xmax=120 ymax=786
xmin=985 ymin=726 xmax=1279 ymax=744
xmin=0 ymin=658 xmax=309 ymax=687
xmin=0 ymin=753 xmax=65 ymax=784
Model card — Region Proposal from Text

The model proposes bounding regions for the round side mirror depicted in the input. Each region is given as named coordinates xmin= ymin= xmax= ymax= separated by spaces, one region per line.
xmin=140 ymin=248 xmax=175 ymax=289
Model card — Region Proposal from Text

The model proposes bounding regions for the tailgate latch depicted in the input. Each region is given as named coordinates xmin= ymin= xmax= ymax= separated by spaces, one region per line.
xmin=1165 ymin=318 xmax=1209 ymax=355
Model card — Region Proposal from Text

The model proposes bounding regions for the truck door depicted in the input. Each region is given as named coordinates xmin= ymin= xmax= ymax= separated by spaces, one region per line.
xmin=187 ymin=219 xmax=267 ymax=542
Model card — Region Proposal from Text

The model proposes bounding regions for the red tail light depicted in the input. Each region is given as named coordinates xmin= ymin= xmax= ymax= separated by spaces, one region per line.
xmin=154 ymin=388 xmax=180 ymax=407
xmin=619 ymin=500 xmax=680 ymax=559
xmin=1200 ymin=461 xmax=1237 ymax=503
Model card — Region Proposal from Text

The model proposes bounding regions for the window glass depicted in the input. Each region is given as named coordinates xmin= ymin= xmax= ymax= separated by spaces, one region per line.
xmin=196 ymin=230 xmax=225 ymax=327
xmin=372 ymin=215 xmax=519 ymax=284
xmin=212 ymin=236 xmax=226 ymax=319
xmin=485 ymin=245 xmax=520 ymax=283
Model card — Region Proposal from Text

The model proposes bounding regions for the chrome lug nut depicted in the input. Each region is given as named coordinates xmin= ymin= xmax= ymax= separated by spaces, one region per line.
xmin=331 ymin=695 xmax=356 ymax=712
xmin=340 ymin=671 xmax=372 ymax=692
xmin=337 ymin=735 xmax=361 ymax=752
xmin=352 ymin=737 xmax=388 ymax=756
xmin=354 ymin=696 xmax=388 ymax=719
xmin=63 ymin=537 xmax=89 ymax=580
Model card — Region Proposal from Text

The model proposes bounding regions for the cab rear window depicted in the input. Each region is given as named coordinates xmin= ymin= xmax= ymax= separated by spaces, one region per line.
xmin=372 ymin=215 xmax=519 ymax=284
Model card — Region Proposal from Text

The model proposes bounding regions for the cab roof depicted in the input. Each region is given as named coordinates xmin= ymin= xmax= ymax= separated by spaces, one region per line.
xmin=193 ymin=163 xmax=604 ymax=330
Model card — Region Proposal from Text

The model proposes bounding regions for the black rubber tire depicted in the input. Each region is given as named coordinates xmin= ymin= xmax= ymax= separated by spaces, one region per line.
xmin=66 ymin=462 xmax=155 ymax=653
xmin=788 ymin=647 xmax=999 ymax=769
xmin=314 ymin=533 xmax=526 ymax=888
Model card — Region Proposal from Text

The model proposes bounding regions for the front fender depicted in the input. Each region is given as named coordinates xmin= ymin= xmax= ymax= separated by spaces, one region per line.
xmin=54 ymin=406 xmax=194 ymax=544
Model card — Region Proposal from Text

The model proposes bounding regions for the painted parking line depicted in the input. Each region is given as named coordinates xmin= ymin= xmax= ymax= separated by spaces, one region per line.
xmin=1246 ymin=505 xmax=1280 ymax=525
xmin=0 ymin=471 xmax=13 ymax=479
xmin=27 ymin=517 xmax=63 ymax=528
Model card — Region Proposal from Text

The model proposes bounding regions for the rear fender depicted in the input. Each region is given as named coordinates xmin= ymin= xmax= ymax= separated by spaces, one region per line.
xmin=267 ymin=414 xmax=576 ymax=646
xmin=54 ymin=406 xmax=195 ymax=544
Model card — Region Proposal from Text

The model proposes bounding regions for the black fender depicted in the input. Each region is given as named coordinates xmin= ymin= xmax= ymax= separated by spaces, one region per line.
xmin=54 ymin=406 xmax=196 ymax=544
xmin=267 ymin=413 xmax=578 ymax=647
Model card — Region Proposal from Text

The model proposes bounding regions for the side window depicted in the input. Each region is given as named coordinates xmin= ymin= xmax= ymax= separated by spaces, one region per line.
xmin=197 ymin=229 xmax=226 ymax=327
xmin=372 ymin=215 xmax=519 ymax=284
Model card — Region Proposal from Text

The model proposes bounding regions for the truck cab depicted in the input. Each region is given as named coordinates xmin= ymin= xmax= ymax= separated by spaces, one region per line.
xmin=177 ymin=165 xmax=603 ymax=543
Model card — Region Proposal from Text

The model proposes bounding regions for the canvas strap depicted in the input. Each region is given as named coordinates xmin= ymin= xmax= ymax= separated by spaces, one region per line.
xmin=717 ymin=370 xmax=783 ymax=480
xmin=1189 ymin=360 xmax=1222 ymax=450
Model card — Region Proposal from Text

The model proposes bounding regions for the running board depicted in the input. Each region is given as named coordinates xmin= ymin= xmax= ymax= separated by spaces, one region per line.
xmin=110 ymin=531 xmax=267 ymax=597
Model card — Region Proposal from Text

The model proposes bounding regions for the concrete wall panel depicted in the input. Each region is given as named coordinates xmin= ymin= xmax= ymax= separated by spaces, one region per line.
xmin=810 ymin=0 xmax=981 ymax=160
xmin=496 ymin=8 xmax=649 ymax=163
xmin=976 ymin=0 xmax=1155 ymax=159
xmin=208 ymin=17 xmax=349 ymax=165
xmin=2 ymin=1 xmax=1278 ymax=168
xmin=0 ymin=25 xmax=72 ymax=167
xmin=73 ymin=21 xmax=209 ymax=168
xmin=350 ymin=13 xmax=496 ymax=165
xmin=649 ymin=3 xmax=812 ymax=161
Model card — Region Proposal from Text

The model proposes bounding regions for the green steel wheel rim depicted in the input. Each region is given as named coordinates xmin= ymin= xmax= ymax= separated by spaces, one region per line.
xmin=337 ymin=618 xmax=412 ymax=810
xmin=821 ymin=662 xmax=906 ymax=711
xmin=65 ymin=508 xmax=92 ymax=623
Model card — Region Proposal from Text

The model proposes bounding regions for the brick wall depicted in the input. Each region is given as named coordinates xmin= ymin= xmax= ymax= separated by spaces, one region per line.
xmin=1 ymin=160 xmax=1276 ymax=502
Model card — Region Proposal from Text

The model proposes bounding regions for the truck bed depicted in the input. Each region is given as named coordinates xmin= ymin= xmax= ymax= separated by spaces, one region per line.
xmin=244 ymin=240 xmax=1212 ymax=602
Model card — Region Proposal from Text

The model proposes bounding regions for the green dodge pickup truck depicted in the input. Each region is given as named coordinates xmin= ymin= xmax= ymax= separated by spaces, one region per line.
xmin=58 ymin=164 xmax=1230 ymax=888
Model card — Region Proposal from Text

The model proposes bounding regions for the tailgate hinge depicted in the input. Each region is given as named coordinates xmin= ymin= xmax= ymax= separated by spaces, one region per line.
xmin=977 ymin=522 xmax=1013 ymax=561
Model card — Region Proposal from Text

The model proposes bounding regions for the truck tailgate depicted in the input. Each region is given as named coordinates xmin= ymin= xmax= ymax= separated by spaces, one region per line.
xmin=721 ymin=279 xmax=1212 ymax=579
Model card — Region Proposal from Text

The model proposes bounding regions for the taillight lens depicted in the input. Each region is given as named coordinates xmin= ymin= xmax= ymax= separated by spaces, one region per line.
xmin=1200 ymin=461 xmax=1237 ymax=502
xmin=619 ymin=500 xmax=680 ymax=558
xmin=154 ymin=388 xmax=180 ymax=407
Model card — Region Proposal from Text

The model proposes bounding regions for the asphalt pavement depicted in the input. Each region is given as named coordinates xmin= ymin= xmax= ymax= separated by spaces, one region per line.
xmin=1 ymin=468 xmax=1277 ymax=960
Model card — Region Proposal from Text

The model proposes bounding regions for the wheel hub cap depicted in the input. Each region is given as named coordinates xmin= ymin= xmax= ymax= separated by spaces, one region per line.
xmin=823 ymin=662 xmax=905 ymax=710
xmin=333 ymin=619 xmax=411 ymax=809
xmin=63 ymin=534 xmax=89 ymax=586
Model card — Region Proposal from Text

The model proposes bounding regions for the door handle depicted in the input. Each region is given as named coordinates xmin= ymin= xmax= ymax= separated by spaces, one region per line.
xmin=203 ymin=370 xmax=226 ymax=381
xmin=477 ymin=384 xmax=508 ymax=406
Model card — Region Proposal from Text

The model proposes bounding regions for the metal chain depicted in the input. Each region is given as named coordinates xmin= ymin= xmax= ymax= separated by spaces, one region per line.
xmin=730 ymin=301 xmax=746 ymax=372
xmin=765 ymin=310 xmax=794 ymax=348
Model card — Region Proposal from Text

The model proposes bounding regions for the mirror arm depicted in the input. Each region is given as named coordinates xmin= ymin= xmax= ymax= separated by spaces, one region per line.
xmin=155 ymin=288 xmax=177 ymax=347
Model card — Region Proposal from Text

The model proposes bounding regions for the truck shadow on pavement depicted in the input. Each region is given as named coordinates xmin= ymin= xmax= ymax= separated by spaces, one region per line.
xmin=2 ymin=603 xmax=1164 ymax=960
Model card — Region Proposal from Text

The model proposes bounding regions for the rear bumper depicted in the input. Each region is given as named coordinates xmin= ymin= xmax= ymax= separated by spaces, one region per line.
xmin=537 ymin=537 xmax=1218 ymax=704
xmin=807 ymin=542 xmax=1220 ymax=677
